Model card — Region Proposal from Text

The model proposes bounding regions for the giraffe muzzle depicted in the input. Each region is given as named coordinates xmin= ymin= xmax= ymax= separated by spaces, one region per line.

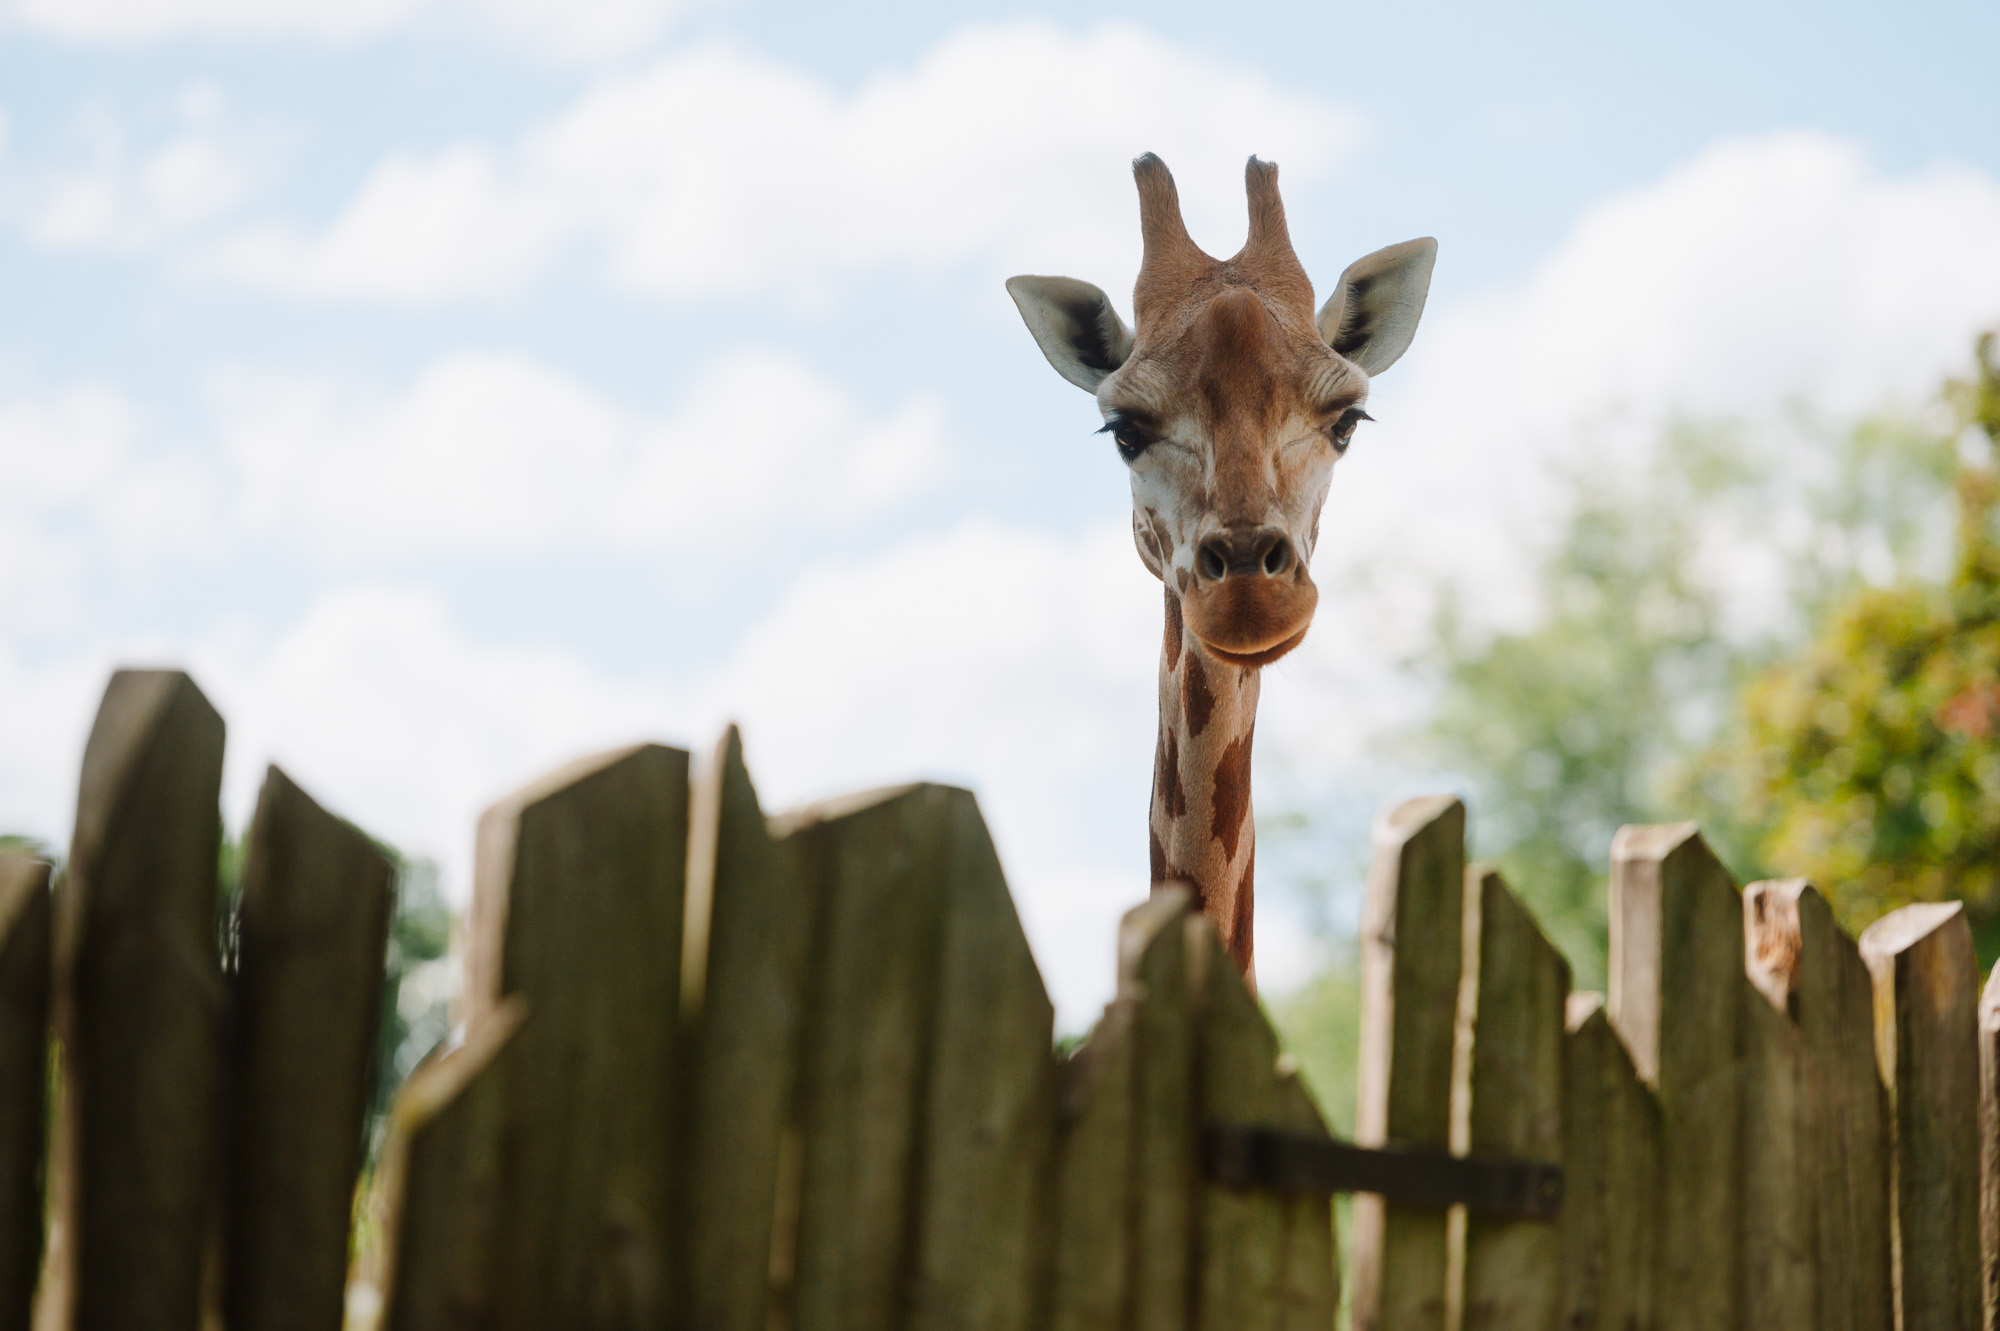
xmin=1183 ymin=530 xmax=1318 ymax=665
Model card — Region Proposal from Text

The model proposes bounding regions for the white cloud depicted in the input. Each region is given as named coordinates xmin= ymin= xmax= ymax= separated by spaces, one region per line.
xmin=1305 ymin=131 xmax=2000 ymax=654
xmin=0 ymin=381 xmax=225 ymax=625
xmin=204 ymin=20 xmax=1367 ymax=303
xmin=2 ymin=86 xmax=267 ymax=253
xmin=213 ymin=347 xmax=946 ymax=563
xmin=0 ymin=0 xmax=697 ymax=62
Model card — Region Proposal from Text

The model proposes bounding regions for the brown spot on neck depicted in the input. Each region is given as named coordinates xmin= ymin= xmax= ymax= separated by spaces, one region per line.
xmin=1228 ymin=848 xmax=1255 ymax=973
xmin=1163 ymin=588 xmax=1182 ymax=672
xmin=1208 ymin=727 xmax=1253 ymax=862
xmin=1183 ymin=652 xmax=1215 ymax=739
xmin=1154 ymin=726 xmax=1185 ymax=820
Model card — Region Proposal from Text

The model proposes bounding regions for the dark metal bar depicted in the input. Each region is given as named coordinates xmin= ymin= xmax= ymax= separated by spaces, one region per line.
xmin=1202 ymin=1124 xmax=1563 ymax=1220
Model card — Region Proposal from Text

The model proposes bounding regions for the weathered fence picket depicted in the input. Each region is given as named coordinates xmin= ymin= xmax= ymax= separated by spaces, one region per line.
xmin=226 ymin=765 xmax=395 ymax=1331
xmin=49 ymin=669 xmax=226 ymax=1331
xmin=12 ymin=666 xmax=2000 ymax=1331
xmin=1352 ymin=796 xmax=1464 ymax=1331
xmin=1455 ymin=867 xmax=1567 ymax=1331
xmin=1607 ymin=823 xmax=1743 ymax=1331
xmin=1861 ymin=902 xmax=1983 ymax=1331
xmin=1557 ymin=992 xmax=1658 ymax=1331
xmin=908 ymin=787 xmax=1056 ymax=1331
xmin=681 ymin=728 xmax=815 ymax=1331
xmin=1194 ymin=915 xmax=1339 ymax=1330
xmin=467 ymin=742 xmax=690 ymax=1331
xmin=1744 ymin=879 xmax=1891 ymax=1331
xmin=374 ymin=1000 xmax=523 ymax=1331
xmin=0 ymin=855 xmax=49 ymax=1331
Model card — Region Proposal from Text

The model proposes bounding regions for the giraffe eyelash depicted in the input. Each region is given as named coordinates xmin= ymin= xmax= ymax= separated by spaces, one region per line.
xmin=1327 ymin=407 xmax=1374 ymax=454
xmin=1098 ymin=411 xmax=1155 ymax=462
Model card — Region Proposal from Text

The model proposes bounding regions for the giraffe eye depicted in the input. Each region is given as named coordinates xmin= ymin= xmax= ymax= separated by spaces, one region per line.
xmin=1327 ymin=407 xmax=1373 ymax=455
xmin=1097 ymin=412 xmax=1155 ymax=463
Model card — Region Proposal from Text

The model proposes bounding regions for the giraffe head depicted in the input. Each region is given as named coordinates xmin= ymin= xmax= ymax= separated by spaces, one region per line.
xmin=1007 ymin=155 xmax=1435 ymax=666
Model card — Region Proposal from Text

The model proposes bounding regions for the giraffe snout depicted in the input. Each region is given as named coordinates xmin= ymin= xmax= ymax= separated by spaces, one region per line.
xmin=1195 ymin=526 xmax=1295 ymax=582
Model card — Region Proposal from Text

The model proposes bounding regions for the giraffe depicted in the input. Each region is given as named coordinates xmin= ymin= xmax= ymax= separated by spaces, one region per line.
xmin=1006 ymin=154 xmax=1435 ymax=987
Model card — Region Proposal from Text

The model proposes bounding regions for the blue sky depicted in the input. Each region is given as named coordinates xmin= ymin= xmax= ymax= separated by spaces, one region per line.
xmin=5 ymin=0 xmax=1999 ymax=1023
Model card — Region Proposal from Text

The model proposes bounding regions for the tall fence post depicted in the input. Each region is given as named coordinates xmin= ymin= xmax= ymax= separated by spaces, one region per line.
xmin=224 ymin=765 xmax=395 ymax=1331
xmin=0 ymin=856 xmax=50 ymax=1331
xmin=1456 ymin=867 xmax=1568 ymax=1331
xmin=1607 ymin=823 xmax=1741 ymax=1331
xmin=47 ymin=669 xmax=226 ymax=1331
xmin=680 ymin=728 xmax=815 ymax=1331
xmin=1861 ymin=902 xmax=1981 ymax=1331
xmin=1558 ymin=993 xmax=1658 ymax=1331
xmin=1352 ymin=795 xmax=1464 ymax=1331
xmin=1745 ymin=879 xmax=1890 ymax=1331
xmin=467 ymin=743 xmax=691 ymax=1331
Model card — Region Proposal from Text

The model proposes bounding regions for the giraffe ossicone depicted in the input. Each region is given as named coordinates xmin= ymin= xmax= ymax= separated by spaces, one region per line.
xmin=1006 ymin=153 xmax=1436 ymax=988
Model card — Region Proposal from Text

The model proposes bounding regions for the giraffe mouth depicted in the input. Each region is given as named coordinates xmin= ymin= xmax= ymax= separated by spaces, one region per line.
xmin=1196 ymin=624 xmax=1311 ymax=668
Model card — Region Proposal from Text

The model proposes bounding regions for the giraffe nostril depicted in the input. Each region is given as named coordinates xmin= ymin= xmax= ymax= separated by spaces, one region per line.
xmin=1261 ymin=537 xmax=1294 ymax=577
xmin=1197 ymin=541 xmax=1228 ymax=581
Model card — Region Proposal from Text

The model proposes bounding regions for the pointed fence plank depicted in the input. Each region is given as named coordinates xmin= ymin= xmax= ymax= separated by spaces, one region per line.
xmin=1192 ymin=916 xmax=1338 ymax=1331
xmin=1457 ymin=869 xmax=1567 ymax=1331
xmin=1739 ymin=974 xmax=1813 ymax=1329
xmin=48 ymin=670 xmax=225 ymax=1331
xmin=375 ymin=1002 xmax=524 ymax=1331
xmin=0 ymin=856 xmax=50 ymax=1331
xmin=1049 ymin=996 xmax=1137 ymax=1331
xmin=1981 ymin=963 xmax=2000 ymax=1331
xmin=225 ymin=766 xmax=395 ymax=1331
xmin=1352 ymin=795 xmax=1464 ymax=1331
xmin=786 ymin=783 xmax=956 ymax=1331
xmin=1745 ymin=880 xmax=1889 ymax=1331
xmin=1127 ymin=889 xmax=1196 ymax=1331
xmin=681 ymin=729 xmax=816 ymax=1331
xmin=904 ymin=791 xmax=1057 ymax=1331
xmin=1557 ymin=994 xmax=1658 ymax=1331
xmin=465 ymin=742 xmax=690 ymax=1331
xmin=1607 ymin=823 xmax=1741 ymax=1331
xmin=1861 ymin=902 xmax=1982 ymax=1331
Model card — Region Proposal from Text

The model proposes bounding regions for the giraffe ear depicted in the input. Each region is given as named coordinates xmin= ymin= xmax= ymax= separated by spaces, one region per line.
xmin=1316 ymin=237 xmax=1437 ymax=376
xmin=1006 ymin=275 xmax=1134 ymax=392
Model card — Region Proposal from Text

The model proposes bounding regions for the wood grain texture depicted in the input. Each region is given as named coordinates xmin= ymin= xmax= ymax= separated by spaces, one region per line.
xmin=1457 ymin=869 xmax=1567 ymax=1331
xmin=1049 ymin=995 xmax=1137 ymax=1331
xmin=681 ymin=728 xmax=815 ymax=1331
xmin=787 ymin=783 xmax=954 ymax=1331
xmin=48 ymin=669 xmax=225 ymax=1331
xmin=1607 ymin=824 xmax=1741 ymax=1331
xmin=1745 ymin=880 xmax=1890 ymax=1331
xmin=1125 ymin=888 xmax=1196 ymax=1331
xmin=0 ymin=857 xmax=49 ymax=1331
xmin=1191 ymin=917 xmax=1338 ymax=1331
xmin=465 ymin=742 xmax=689 ymax=1331
xmin=1352 ymin=795 xmax=1464 ymax=1331
xmin=1981 ymin=961 xmax=2000 ymax=1331
xmin=1739 ymin=975 xmax=1813 ymax=1329
xmin=906 ymin=790 xmax=1057 ymax=1331
xmin=1557 ymin=996 xmax=1658 ymax=1331
xmin=224 ymin=766 xmax=395 ymax=1331
xmin=1860 ymin=901 xmax=1982 ymax=1331
xmin=375 ymin=1002 xmax=524 ymax=1331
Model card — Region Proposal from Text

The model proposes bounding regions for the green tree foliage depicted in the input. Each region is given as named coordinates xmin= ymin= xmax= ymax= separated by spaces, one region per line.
xmin=1699 ymin=335 xmax=2000 ymax=948
xmin=1402 ymin=392 xmax=1956 ymax=984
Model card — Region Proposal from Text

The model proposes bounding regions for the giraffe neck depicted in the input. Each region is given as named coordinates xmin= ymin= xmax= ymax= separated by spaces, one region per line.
xmin=1149 ymin=587 xmax=1261 ymax=983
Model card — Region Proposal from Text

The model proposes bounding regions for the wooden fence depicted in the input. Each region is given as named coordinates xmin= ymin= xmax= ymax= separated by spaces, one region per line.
xmin=1 ymin=667 xmax=1998 ymax=1330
